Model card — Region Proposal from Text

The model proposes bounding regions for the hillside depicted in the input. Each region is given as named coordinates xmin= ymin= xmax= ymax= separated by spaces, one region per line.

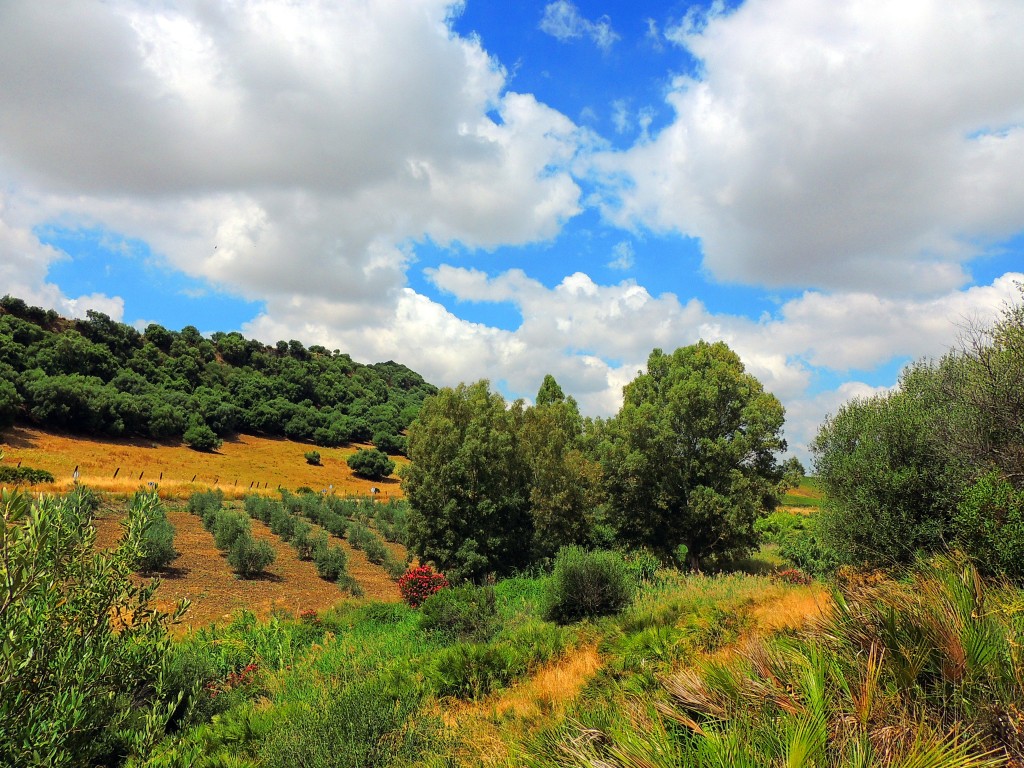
xmin=0 ymin=294 xmax=436 ymax=454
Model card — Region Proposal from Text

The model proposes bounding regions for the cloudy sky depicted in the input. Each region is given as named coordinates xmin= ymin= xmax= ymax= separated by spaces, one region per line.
xmin=1 ymin=0 xmax=1022 ymax=462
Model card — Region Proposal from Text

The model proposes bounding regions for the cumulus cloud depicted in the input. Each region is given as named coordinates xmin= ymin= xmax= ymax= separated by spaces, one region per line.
xmin=592 ymin=0 xmax=1024 ymax=295
xmin=0 ymin=0 xmax=585 ymax=312
xmin=539 ymin=1 xmax=620 ymax=51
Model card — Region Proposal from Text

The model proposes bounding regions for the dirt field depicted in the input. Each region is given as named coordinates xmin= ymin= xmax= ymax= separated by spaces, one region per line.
xmin=93 ymin=500 xmax=404 ymax=634
xmin=0 ymin=424 xmax=405 ymax=500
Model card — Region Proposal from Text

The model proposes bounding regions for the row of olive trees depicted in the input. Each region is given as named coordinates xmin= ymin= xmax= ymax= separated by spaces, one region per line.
xmin=402 ymin=341 xmax=792 ymax=581
xmin=812 ymin=286 xmax=1024 ymax=577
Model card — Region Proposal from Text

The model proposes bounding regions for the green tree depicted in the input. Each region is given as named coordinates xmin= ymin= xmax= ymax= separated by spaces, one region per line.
xmin=601 ymin=342 xmax=787 ymax=568
xmin=346 ymin=447 xmax=394 ymax=480
xmin=403 ymin=381 xmax=532 ymax=582
xmin=521 ymin=376 xmax=603 ymax=558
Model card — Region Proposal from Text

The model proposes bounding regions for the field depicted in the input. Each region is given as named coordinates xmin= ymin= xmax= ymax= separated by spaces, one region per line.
xmin=0 ymin=424 xmax=405 ymax=499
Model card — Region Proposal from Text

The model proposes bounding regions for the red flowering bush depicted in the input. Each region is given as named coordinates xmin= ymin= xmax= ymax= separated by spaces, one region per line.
xmin=204 ymin=662 xmax=259 ymax=699
xmin=398 ymin=564 xmax=449 ymax=607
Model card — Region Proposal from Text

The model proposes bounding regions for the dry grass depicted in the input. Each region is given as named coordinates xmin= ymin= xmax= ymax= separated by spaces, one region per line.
xmin=0 ymin=425 xmax=406 ymax=499
xmin=441 ymin=646 xmax=603 ymax=767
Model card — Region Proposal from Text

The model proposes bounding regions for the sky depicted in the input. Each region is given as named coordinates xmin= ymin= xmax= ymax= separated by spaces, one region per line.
xmin=1 ymin=0 xmax=1022 ymax=464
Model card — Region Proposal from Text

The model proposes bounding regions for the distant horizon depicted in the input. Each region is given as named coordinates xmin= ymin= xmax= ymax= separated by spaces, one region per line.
xmin=2 ymin=0 xmax=1022 ymax=465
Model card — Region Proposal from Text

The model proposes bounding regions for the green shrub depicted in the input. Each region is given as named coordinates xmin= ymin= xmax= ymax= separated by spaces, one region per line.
xmin=955 ymin=472 xmax=1024 ymax=581
xmin=419 ymin=584 xmax=500 ymax=642
xmin=428 ymin=642 xmax=525 ymax=700
xmin=313 ymin=544 xmax=348 ymax=581
xmin=213 ymin=509 xmax=250 ymax=550
xmin=304 ymin=450 xmax=321 ymax=466
xmin=188 ymin=489 xmax=223 ymax=528
xmin=346 ymin=448 xmax=395 ymax=480
xmin=183 ymin=421 xmax=222 ymax=452
xmin=228 ymin=533 xmax=276 ymax=578
xmin=292 ymin=519 xmax=315 ymax=560
xmin=625 ymin=549 xmax=662 ymax=583
xmin=0 ymin=465 xmax=55 ymax=485
xmin=0 ymin=489 xmax=184 ymax=764
xmin=128 ymin=490 xmax=176 ymax=571
xmin=543 ymin=546 xmax=634 ymax=624
xmin=269 ymin=504 xmax=297 ymax=541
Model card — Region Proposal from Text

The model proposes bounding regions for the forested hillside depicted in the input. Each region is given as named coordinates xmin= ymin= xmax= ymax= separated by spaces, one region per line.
xmin=0 ymin=295 xmax=436 ymax=453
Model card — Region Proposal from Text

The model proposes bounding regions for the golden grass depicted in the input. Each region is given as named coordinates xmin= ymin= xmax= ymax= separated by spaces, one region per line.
xmin=441 ymin=646 xmax=603 ymax=767
xmin=0 ymin=425 xmax=406 ymax=499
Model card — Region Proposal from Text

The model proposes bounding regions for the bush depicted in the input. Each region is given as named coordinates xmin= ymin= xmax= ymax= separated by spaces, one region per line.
xmin=183 ymin=421 xmax=222 ymax=452
xmin=0 ymin=464 xmax=55 ymax=485
xmin=292 ymin=519 xmax=315 ymax=560
xmin=269 ymin=504 xmax=297 ymax=541
xmin=955 ymin=472 xmax=1024 ymax=581
xmin=304 ymin=450 xmax=321 ymax=466
xmin=428 ymin=642 xmax=525 ymax=700
xmin=419 ymin=584 xmax=499 ymax=642
xmin=543 ymin=546 xmax=634 ymax=624
xmin=213 ymin=510 xmax=250 ymax=551
xmin=346 ymin=448 xmax=395 ymax=480
xmin=188 ymin=488 xmax=223 ymax=524
xmin=313 ymin=544 xmax=349 ymax=582
xmin=228 ymin=533 xmax=276 ymax=578
xmin=398 ymin=564 xmax=449 ymax=608
xmin=128 ymin=491 xmax=176 ymax=571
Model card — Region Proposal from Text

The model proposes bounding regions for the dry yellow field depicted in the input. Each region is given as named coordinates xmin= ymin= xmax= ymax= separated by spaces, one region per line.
xmin=0 ymin=424 xmax=406 ymax=500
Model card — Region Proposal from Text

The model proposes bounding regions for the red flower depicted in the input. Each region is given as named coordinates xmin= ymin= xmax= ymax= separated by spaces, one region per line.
xmin=397 ymin=565 xmax=449 ymax=607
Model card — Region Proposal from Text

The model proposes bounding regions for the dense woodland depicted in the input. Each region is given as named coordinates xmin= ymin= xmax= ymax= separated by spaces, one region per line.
xmin=0 ymin=295 xmax=436 ymax=454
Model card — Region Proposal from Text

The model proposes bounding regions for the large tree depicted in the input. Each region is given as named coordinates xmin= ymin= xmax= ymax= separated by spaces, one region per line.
xmin=402 ymin=381 xmax=532 ymax=582
xmin=601 ymin=342 xmax=787 ymax=568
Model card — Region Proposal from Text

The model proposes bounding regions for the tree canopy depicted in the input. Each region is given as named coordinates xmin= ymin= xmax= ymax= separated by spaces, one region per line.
xmin=601 ymin=342 xmax=787 ymax=568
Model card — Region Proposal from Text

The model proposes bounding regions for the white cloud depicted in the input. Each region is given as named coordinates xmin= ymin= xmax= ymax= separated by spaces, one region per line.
xmin=0 ymin=0 xmax=584 ymax=313
xmin=539 ymin=1 xmax=620 ymax=51
xmin=608 ymin=240 xmax=634 ymax=270
xmin=592 ymin=0 xmax=1024 ymax=295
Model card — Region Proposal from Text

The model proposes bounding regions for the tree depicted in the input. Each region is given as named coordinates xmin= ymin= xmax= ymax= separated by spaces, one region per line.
xmin=601 ymin=342 xmax=787 ymax=568
xmin=402 ymin=381 xmax=532 ymax=582
xmin=521 ymin=376 xmax=604 ymax=558
xmin=812 ymin=363 xmax=957 ymax=568
xmin=346 ymin=447 xmax=394 ymax=480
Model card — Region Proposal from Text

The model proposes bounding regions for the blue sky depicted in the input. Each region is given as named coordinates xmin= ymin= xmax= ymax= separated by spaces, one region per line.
xmin=1 ymin=0 xmax=1022 ymax=461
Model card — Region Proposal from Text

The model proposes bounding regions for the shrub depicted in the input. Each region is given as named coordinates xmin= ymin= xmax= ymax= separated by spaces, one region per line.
xmin=292 ymin=519 xmax=315 ymax=560
xmin=625 ymin=549 xmax=662 ymax=583
xmin=0 ymin=489 xmax=184 ymax=764
xmin=543 ymin=546 xmax=634 ymax=624
xmin=128 ymin=491 xmax=176 ymax=571
xmin=269 ymin=504 xmax=297 ymax=541
xmin=398 ymin=564 xmax=449 ymax=607
xmin=346 ymin=448 xmax=395 ymax=480
xmin=428 ymin=642 xmax=525 ymax=700
xmin=304 ymin=450 xmax=321 ymax=466
xmin=228 ymin=533 xmax=276 ymax=578
xmin=183 ymin=421 xmax=222 ymax=452
xmin=0 ymin=465 xmax=55 ymax=485
xmin=213 ymin=510 xmax=250 ymax=551
xmin=419 ymin=584 xmax=499 ymax=642
xmin=313 ymin=544 xmax=348 ymax=581
xmin=955 ymin=472 xmax=1024 ymax=581
xmin=188 ymin=488 xmax=223 ymax=524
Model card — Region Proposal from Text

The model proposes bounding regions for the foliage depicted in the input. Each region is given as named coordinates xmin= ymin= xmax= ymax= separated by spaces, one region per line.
xmin=345 ymin=448 xmax=394 ymax=480
xmin=227 ymin=533 xmax=276 ymax=578
xmin=403 ymin=380 xmax=532 ymax=581
xmin=182 ymin=421 xmax=222 ymax=452
xmin=520 ymin=377 xmax=604 ymax=558
xmin=427 ymin=642 xmax=525 ymax=700
xmin=543 ymin=546 xmax=634 ymax=624
xmin=0 ymin=488 xmax=186 ymax=765
xmin=303 ymin=450 xmax=321 ymax=466
xmin=418 ymin=584 xmax=500 ymax=642
xmin=397 ymin=564 xmax=449 ymax=607
xmin=601 ymin=342 xmax=787 ymax=568
xmin=813 ymin=363 xmax=955 ymax=567
xmin=0 ymin=464 xmax=55 ymax=485
xmin=0 ymin=296 xmax=436 ymax=446
xmin=954 ymin=472 xmax=1024 ymax=581
xmin=312 ymin=543 xmax=348 ymax=582
xmin=128 ymin=490 xmax=177 ymax=572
